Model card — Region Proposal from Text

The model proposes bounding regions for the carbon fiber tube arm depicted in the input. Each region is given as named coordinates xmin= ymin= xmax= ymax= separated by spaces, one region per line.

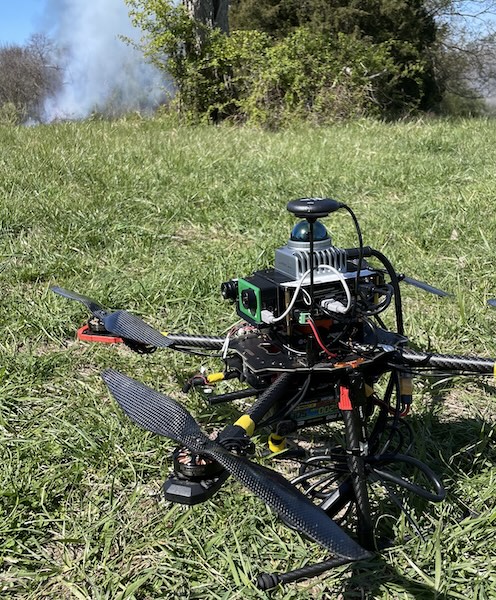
xmin=398 ymin=347 xmax=496 ymax=374
xmin=165 ymin=334 xmax=225 ymax=349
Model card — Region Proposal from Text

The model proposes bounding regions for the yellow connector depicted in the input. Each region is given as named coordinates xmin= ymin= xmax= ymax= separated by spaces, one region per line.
xmin=206 ymin=372 xmax=225 ymax=384
xmin=234 ymin=414 xmax=256 ymax=437
xmin=268 ymin=433 xmax=287 ymax=453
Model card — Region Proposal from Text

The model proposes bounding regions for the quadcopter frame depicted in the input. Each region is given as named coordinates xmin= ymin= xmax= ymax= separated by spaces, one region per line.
xmin=52 ymin=197 xmax=496 ymax=590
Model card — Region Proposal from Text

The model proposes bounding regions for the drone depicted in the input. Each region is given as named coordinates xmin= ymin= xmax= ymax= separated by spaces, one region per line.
xmin=52 ymin=198 xmax=496 ymax=590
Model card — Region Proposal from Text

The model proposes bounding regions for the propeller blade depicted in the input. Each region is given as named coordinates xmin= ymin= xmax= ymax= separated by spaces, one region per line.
xmin=102 ymin=369 xmax=371 ymax=562
xmin=102 ymin=368 xmax=202 ymax=444
xmin=51 ymin=286 xmax=172 ymax=348
xmin=399 ymin=276 xmax=451 ymax=298
xmin=51 ymin=286 xmax=106 ymax=315
xmin=103 ymin=310 xmax=173 ymax=348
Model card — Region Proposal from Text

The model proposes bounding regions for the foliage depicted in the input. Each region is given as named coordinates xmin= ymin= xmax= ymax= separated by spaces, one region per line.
xmin=217 ymin=29 xmax=408 ymax=125
xmin=126 ymin=1 xmax=200 ymax=85
xmin=127 ymin=1 xmax=428 ymax=123
xmin=229 ymin=0 xmax=301 ymax=38
xmin=129 ymin=0 xmax=496 ymax=118
xmin=229 ymin=0 xmax=496 ymax=110
xmin=0 ymin=35 xmax=62 ymax=124
xmin=230 ymin=0 xmax=437 ymax=44
xmin=230 ymin=0 xmax=442 ymax=110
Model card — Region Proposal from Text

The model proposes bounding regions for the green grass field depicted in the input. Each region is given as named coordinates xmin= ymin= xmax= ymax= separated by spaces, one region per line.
xmin=1 ymin=116 xmax=495 ymax=599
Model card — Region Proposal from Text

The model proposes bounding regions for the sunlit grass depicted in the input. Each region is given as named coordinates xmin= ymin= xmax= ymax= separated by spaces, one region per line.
xmin=0 ymin=115 xmax=495 ymax=598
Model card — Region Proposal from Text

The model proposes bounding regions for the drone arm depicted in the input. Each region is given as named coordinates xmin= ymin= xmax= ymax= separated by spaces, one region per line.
xmin=165 ymin=334 xmax=225 ymax=349
xmin=400 ymin=348 xmax=496 ymax=375
xmin=217 ymin=372 xmax=294 ymax=450
xmin=207 ymin=387 xmax=261 ymax=405
xmin=246 ymin=372 xmax=294 ymax=423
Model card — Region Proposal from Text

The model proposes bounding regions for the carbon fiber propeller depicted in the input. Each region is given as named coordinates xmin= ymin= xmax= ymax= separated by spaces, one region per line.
xmin=101 ymin=369 xmax=371 ymax=561
xmin=399 ymin=275 xmax=450 ymax=298
xmin=51 ymin=286 xmax=172 ymax=348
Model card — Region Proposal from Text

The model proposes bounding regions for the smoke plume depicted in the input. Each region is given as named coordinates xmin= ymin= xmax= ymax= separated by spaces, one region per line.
xmin=43 ymin=0 xmax=168 ymax=120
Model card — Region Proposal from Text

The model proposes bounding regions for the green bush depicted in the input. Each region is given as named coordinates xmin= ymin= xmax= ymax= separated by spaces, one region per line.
xmin=180 ymin=29 xmax=272 ymax=121
xmin=253 ymin=30 xmax=398 ymax=124
xmin=127 ymin=1 xmax=428 ymax=124
xmin=181 ymin=28 xmax=417 ymax=125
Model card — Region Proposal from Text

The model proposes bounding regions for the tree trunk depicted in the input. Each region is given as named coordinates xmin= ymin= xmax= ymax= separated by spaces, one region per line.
xmin=184 ymin=0 xmax=229 ymax=34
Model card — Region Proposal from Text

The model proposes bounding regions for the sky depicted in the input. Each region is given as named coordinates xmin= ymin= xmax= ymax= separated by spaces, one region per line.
xmin=0 ymin=0 xmax=48 ymax=46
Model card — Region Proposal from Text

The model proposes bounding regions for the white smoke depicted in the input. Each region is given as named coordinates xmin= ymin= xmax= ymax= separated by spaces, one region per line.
xmin=43 ymin=0 xmax=169 ymax=120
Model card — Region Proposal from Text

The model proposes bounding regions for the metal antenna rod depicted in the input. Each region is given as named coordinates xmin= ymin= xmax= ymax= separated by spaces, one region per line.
xmin=309 ymin=218 xmax=315 ymax=316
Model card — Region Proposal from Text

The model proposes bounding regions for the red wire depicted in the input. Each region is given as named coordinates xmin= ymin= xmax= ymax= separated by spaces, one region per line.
xmin=306 ymin=318 xmax=337 ymax=358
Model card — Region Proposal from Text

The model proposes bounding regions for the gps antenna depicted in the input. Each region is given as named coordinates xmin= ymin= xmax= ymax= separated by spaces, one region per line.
xmin=287 ymin=198 xmax=344 ymax=316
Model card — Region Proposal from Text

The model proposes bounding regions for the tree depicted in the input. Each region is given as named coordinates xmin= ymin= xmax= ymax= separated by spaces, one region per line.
xmin=179 ymin=0 xmax=229 ymax=51
xmin=0 ymin=35 xmax=63 ymax=124
xmin=230 ymin=0 xmax=442 ymax=110
xmin=128 ymin=0 xmax=496 ymax=117
xmin=185 ymin=0 xmax=229 ymax=33
xmin=229 ymin=0 xmax=437 ymax=43
xmin=228 ymin=0 xmax=300 ymax=37
xmin=127 ymin=0 xmax=408 ymax=122
xmin=426 ymin=0 xmax=496 ymax=110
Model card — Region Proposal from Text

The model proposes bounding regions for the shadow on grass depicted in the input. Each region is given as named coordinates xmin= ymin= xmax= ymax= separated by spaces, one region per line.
xmin=251 ymin=379 xmax=494 ymax=597
xmin=342 ymin=556 xmax=443 ymax=600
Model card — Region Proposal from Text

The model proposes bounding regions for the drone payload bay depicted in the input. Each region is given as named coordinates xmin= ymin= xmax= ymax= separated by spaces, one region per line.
xmin=53 ymin=198 xmax=496 ymax=590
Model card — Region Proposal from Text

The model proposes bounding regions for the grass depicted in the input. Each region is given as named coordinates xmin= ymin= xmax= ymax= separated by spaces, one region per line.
xmin=0 ymin=114 xmax=495 ymax=598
